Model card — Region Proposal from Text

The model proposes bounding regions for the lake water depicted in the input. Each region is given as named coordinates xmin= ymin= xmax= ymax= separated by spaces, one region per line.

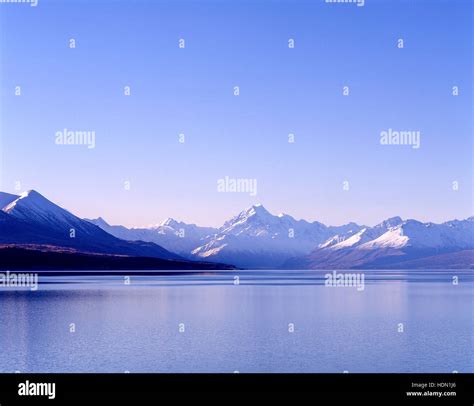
xmin=0 ymin=270 xmax=472 ymax=373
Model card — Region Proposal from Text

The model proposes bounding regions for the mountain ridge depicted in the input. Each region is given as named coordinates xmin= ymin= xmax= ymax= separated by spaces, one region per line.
xmin=86 ymin=201 xmax=473 ymax=269
xmin=0 ymin=190 xmax=198 ymax=265
xmin=2 ymin=190 xmax=472 ymax=269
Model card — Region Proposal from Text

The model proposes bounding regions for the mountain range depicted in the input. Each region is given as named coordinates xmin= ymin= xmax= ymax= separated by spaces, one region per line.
xmin=0 ymin=190 xmax=233 ymax=270
xmin=87 ymin=201 xmax=474 ymax=269
xmin=1 ymin=189 xmax=472 ymax=270
xmin=284 ymin=216 xmax=474 ymax=269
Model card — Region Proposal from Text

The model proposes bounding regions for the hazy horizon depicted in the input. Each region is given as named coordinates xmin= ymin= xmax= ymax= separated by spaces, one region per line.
xmin=2 ymin=188 xmax=473 ymax=230
xmin=1 ymin=0 xmax=472 ymax=228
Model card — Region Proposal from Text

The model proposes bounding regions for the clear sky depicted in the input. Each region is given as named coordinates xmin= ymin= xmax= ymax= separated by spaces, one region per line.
xmin=0 ymin=0 xmax=472 ymax=227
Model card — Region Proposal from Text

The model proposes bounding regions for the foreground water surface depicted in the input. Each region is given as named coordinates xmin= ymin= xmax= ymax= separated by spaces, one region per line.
xmin=0 ymin=270 xmax=472 ymax=372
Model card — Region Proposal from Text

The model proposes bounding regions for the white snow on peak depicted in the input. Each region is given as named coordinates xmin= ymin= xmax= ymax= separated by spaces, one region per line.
xmin=327 ymin=228 xmax=368 ymax=249
xmin=359 ymin=227 xmax=409 ymax=249
xmin=244 ymin=204 xmax=270 ymax=217
xmin=3 ymin=188 xmax=472 ymax=268
xmin=191 ymin=205 xmax=346 ymax=266
xmin=158 ymin=217 xmax=181 ymax=228
xmin=4 ymin=190 xmax=47 ymax=212
xmin=3 ymin=189 xmax=79 ymax=228
xmin=320 ymin=221 xmax=393 ymax=250
xmin=357 ymin=218 xmax=473 ymax=250
xmin=375 ymin=216 xmax=404 ymax=229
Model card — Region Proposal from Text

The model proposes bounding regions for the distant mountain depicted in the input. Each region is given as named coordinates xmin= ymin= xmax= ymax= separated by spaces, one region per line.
xmin=89 ymin=202 xmax=473 ymax=269
xmin=4 ymin=190 xmax=470 ymax=270
xmin=88 ymin=204 xmax=362 ymax=268
xmin=191 ymin=204 xmax=362 ymax=268
xmin=0 ymin=190 xmax=188 ymax=262
xmin=284 ymin=217 xmax=474 ymax=269
xmin=85 ymin=217 xmax=217 ymax=257
xmin=319 ymin=217 xmax=403 ymax=250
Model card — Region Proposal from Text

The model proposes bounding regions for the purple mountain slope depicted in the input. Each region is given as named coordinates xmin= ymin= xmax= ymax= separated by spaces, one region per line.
xmin=0 ymin=190 xmax=184 ymax=260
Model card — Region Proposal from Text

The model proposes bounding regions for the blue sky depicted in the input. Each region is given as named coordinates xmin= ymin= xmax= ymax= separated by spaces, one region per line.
xmin=0 ymin=0 xmax=472 ymax=227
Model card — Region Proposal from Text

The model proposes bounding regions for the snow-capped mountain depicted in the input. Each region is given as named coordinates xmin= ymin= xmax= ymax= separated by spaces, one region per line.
xmin=323 ymin=217 xmax=472 ymax=252
xmin=285 ymin=217 xmax=474 ymax=269
xmin=7 ymin=189 xmax=469 ymax=269
xmin=191 ymin=204 xmax=362 ymax=268
xmin=86 ymin=217 xmax=217 ymax=257
xmin=319 ymin=217 xmax=403 ymax=250
xmin=89 ymin=203 xmax=363 ymax=268
xmin=5 ymin=190 xmax=100 ymax=235
xmin=87 ymin=201 xmax=473 ymax=269
xmin=365 ymin=218 xmax=473 ymax=250
xmin=0 ymin=190 xmax=183 ymax=260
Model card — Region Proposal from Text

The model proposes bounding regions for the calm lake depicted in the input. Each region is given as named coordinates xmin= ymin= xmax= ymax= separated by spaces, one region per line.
xmin=0 ymin=270 xmax=472 ymax=373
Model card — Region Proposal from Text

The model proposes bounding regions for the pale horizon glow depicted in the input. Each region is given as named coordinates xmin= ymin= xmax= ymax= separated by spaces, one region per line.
xmin=3 ymin=188 xmax=473 ymax=230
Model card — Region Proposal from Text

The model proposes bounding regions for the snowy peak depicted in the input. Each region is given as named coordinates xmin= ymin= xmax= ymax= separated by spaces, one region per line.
xmin=319 ymin=216 xmax=473 ymax=253
xmin=5 ymin=189 xmax=39 ymax=207
xmin=321 ymin=226 xmax=380 ymax=250
xmin=376 ymin=216 xmax=403 ymax=229
xmin=151 ymin=218 xmax=217 ymax=237
xmin=320 ymin=217 xmax=401 ymax=250
xmin=246 ymin=203 xmax=270 ymax=216
xmin=5 ymin=190 xmax=50 ymax=208
xmin=292 ymin=216 xmax=474 ymax=269
xmin=3 ymin=190 xmax=76 ymax=226
xmin=191 ymin=205 xmax=359 ymax=267
xmin=221 ymin=204 xmax=289 ymax=236
xmin=87 ymin=214 xmax=219 ymax=257
xmin=359 ymin=227 xmax=409 ymax=249
xmin=1 ymin=189 xmax=104 ymax=237
xmin=3 ymin=188 xmax=471 ymax=269
xmin=242 ymin=204 xmax=273 ymax=219
xmin=0 ymin=190 xmax=184 ymax=261
xmin=158 ymin=217 xmax=181 ymax=228
xmin=377 ymin=218 xmax=472 ymax=249
xmin=228 ymin=204 xmax=272 ymax=224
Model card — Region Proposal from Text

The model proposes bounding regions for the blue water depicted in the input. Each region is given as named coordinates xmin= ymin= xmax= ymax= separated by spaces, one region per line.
xmin=0 ymin=270 xmax=472 ymax=372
